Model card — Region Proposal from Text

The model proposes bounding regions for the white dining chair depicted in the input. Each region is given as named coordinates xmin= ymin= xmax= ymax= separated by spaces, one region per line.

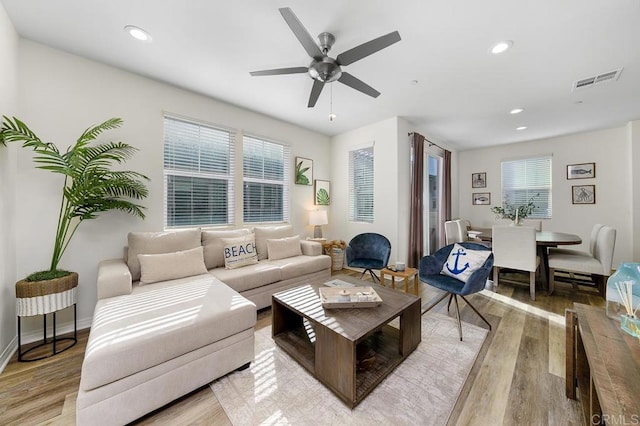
xmin=548 ymin=224 xmax=603 ymax=258
xmin=548 ymin=225 xmax=616 ymax=296
xmin=492 ymin=225 xmax=540 ymax=300
xmin=444 ymin=220 xmax=464 ymax=245
xmin=521 ymin=219 xmax=542 ymax=231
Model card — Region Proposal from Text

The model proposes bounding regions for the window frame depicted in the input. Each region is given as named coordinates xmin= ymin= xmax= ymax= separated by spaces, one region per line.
xmin=242 ymin=134 xmax=291 ymax=224
xmin=500 ymin=155 xmax=553 ymax=219
xmin=163 ymin=115 xmax=236 ymax=228
xmin=348 ymin=146 xmax=375 ymax=223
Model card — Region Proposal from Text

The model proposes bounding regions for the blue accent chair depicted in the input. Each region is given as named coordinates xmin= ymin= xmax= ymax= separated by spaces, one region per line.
xmin=419 ymin=242 xmax=494 ymax=341
xmin=345 ymin=233 xmax=391 ymax=283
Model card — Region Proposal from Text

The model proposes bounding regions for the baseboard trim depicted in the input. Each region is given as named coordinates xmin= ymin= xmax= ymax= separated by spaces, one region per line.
xmin=0 ymin=316 xmax=92 ymax=374
xmin=0 ymin=335 xmax=17 ymax=374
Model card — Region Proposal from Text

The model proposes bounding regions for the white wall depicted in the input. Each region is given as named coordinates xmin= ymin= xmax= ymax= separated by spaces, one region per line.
xmin=330 ymin=116 xmax=458 ymax=266
xmin=13 ymin=40 xmax=331 ymax=335
xmin=0 ymin=2 xmax=19 ymax=369
xmin=330 ymin=117 xmax=400 ymax=261
xmin=629 ymin=121 xmax=640 ymax=261
xmin=458 ymin=125 xmax=634 ymax=267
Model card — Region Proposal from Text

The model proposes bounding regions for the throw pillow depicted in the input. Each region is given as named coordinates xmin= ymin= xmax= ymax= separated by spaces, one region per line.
xmin=253 ymin=225 xmax=294 ymax=260
xmin=138 ymin=246 xmax=208 ymax=285
xmin=267 ymin=235 xmax=302 ymax=261
xmin=202 ymin=228 xmax=251 ymax=269
xmin=127 ymin=229 xmax=202 ymax=281
xmin=221 ymin=234 xmax=258 ymax=269
xmin=440 ymin=243 xmax=491 ymax=283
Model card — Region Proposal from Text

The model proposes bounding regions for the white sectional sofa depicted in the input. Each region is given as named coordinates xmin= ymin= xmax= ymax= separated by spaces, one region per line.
xmin=77 ymin=225 xmax=331 ymax=425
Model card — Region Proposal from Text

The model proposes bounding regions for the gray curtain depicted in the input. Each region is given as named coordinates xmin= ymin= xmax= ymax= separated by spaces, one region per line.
xmin=408 ymin=133 xmax=425 ymax=268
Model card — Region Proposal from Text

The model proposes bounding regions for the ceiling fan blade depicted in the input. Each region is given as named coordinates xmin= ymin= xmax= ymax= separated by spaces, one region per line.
xmin=338 ymin=72 xmax=380 ymax=98
xmin=336 ymin=31 xmax=401 ymax=66
xmin=279 ymin=8 xmax=323 ymax=60
xmin=250 ymin=67 xmax=308 ymax=76
xmin=308 ymin=80 xmax=325 ymax=107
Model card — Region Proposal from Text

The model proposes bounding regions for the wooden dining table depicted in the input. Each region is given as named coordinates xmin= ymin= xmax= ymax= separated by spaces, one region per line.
xmin=470 ymin=228 xmax=582 ymax=291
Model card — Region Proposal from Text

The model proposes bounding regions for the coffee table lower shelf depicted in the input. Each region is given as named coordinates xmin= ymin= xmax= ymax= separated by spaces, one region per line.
xmin=272 ymin=289 xmax=420 ymax=408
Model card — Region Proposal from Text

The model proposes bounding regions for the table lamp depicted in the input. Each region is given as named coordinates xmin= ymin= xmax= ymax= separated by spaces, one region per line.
xmin=309 ymin=210 xmax=328 ymax=238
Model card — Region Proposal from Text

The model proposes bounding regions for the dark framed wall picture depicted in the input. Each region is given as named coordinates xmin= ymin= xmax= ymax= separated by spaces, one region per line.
xmin=472 ymin=172 xmax=487 ymax=188
xmin=472 ymin=192 xmax=491 ymax=205
xmin=567 ymin=162 xmax=595 ymax=179
xmin=314 ymin=180 xmax=330 ymax=205
xmin=295 ymin=157 xmax=313 ymax=185
xmin=572 ymin=185 xmax=596 ymax=204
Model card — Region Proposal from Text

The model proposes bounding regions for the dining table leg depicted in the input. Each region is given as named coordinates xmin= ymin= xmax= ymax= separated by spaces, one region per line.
xmin=537 ymin=245 xmax=551 ymax=291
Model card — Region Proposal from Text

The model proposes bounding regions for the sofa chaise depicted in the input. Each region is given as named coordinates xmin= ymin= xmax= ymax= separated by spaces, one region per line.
xmin=76 ymin=225 xmax=331 ymax=425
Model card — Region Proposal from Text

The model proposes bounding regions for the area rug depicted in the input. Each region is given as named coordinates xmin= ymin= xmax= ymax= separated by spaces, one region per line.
xmin=211 ymin=313 xmax=487 ymax=425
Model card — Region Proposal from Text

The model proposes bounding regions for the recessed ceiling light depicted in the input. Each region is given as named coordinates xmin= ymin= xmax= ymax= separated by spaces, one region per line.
xmin=124 ymin=25 xmax=152 ymax=42
xmin=490 ymin=40 xmax=513 ymax=54
xmin=516 ymin=126 xmax=527 ymax=131
xmin=510 ymin=108 xmax=524 ymax=114
xmin=410 ymin=80 xmax=419 ymax=85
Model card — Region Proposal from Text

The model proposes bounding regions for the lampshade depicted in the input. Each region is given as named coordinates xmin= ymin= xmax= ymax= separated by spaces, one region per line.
xmin=309 ymin=210 xmax=328 ymax=226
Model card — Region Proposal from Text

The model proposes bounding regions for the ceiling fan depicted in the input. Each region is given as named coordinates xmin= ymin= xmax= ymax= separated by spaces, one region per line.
xmin=250 ymin=7 xmax=401 ymax=108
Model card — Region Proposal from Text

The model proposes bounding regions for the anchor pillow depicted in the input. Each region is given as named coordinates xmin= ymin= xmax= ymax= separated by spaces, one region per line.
xmin=440 ymin=243 xmax=491 ymax=283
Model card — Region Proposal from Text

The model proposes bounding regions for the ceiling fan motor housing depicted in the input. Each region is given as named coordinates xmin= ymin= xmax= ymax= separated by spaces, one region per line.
xmin=309 ymin=57 xmax=342 ymax=83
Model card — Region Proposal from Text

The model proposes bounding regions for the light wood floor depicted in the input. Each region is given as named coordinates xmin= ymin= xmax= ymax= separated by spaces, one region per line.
xmin=0 ymin=270 xmax=602 ymax=425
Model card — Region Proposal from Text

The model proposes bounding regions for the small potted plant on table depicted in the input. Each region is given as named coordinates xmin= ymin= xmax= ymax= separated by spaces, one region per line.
xmin=490 ymin=194 xmax=538 ymax=225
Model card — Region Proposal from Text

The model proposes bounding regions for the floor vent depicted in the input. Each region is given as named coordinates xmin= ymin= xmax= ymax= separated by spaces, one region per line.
xmin=572 ymin=68 xmax=623 ymax=91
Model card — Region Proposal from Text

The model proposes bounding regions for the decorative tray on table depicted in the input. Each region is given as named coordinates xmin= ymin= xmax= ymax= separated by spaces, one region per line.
xmin=319 ymin=286 xmax=383 ymax=309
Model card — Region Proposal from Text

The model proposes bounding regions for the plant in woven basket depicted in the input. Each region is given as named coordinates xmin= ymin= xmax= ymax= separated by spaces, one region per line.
xmin=0 ymin=116 xmax=149 ymax=282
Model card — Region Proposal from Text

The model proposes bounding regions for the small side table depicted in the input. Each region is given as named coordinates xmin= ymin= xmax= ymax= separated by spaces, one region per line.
xmin=380 ymin=266 xmax=420 ymax=295
xmin=16 ymin=272 xmax=78 ymax=362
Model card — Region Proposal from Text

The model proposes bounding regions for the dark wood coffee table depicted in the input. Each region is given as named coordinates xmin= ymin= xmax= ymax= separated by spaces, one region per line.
xmin=272 ymin=275 xmax=421 ymax=408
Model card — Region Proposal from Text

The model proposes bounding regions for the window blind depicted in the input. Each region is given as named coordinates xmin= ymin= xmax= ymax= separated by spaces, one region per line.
xmin=501 ymin=156 xmax=552 ymax=219
xmin=348 ymin=146 xmax=374 ymax=223
xmin=243 ymin=135 xmax=290 ymax=223
xmin=163 ymin=116 xmax=235 ymax=227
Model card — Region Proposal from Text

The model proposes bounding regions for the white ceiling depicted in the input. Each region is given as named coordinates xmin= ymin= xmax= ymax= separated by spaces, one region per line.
xmin=3 ymin=0 xmax=640 ymax=150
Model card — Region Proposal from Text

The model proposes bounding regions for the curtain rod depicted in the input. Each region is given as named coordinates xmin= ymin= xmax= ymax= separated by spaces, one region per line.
xmin=408 ymin=132 xmax=444 ymax=151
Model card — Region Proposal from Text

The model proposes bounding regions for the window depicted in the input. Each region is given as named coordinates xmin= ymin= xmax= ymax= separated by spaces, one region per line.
xmin=501 ymin=156 xmax=552 ymax=218
xmin=163 ymin=116 xmax=235 ymax=227
xmin=243 ymin=135 xmax=290 ymax=223
xmin=348 ymin=146 xmax=374 ymax=223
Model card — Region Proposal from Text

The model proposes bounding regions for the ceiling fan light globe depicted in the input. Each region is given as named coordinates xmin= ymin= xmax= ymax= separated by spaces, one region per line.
xmin=309 ymin=58 xmax=342 ymax=83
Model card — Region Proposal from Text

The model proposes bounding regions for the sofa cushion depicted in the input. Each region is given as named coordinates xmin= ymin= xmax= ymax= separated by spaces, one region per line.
xmin=127 ymin=229 xmax=201 ymax=281
xmin=221 ymin=234 xmax=258 ymax=269
xmin=138 ymin=246 xmax=208 ymax=285
xmin=202 ymin=228 xmax=251 ymax=269
xmin=81 ymin=275 xmax=256 ymax=391
xmin=267 ymin=255 xmax=331 ymax=281
xmin=267 ymin=235 xmax=302 ymax=261
xmin=254 ymin=225 xmax=294 ymax=260
xmin=209 ymin=262 xmax=282 ymax=293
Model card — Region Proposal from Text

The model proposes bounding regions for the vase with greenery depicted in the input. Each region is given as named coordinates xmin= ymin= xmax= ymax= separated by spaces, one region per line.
xmin=490 ymin=194 xmax=539 ymax=225
xmin=0 ymin=116 xmax=149 ymax=283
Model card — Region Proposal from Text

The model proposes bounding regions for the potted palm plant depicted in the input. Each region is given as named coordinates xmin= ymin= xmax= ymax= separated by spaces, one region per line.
xmin=0 ymin=116 xmax=149 ymax=295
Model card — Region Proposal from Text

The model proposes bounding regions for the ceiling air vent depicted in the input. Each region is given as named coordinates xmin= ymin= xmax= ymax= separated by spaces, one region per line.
xmin=572 ymin=68 xmax=623 ymax=91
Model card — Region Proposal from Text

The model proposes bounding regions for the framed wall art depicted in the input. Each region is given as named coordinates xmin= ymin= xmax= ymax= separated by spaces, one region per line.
xmin=567 ymin=163 xmax=595 ymax=180
xmin=472 ymin=192 xmax=491 ymax=205
xmin=314 ymin=180 xmax=330 ymax=205
xmin=472 ymin=172 xmax=487 ymax=188
xmin=295 ymin=157 xmax=313 ymax=185
xmin=572 ymin=185 xmax=595 ymax=204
